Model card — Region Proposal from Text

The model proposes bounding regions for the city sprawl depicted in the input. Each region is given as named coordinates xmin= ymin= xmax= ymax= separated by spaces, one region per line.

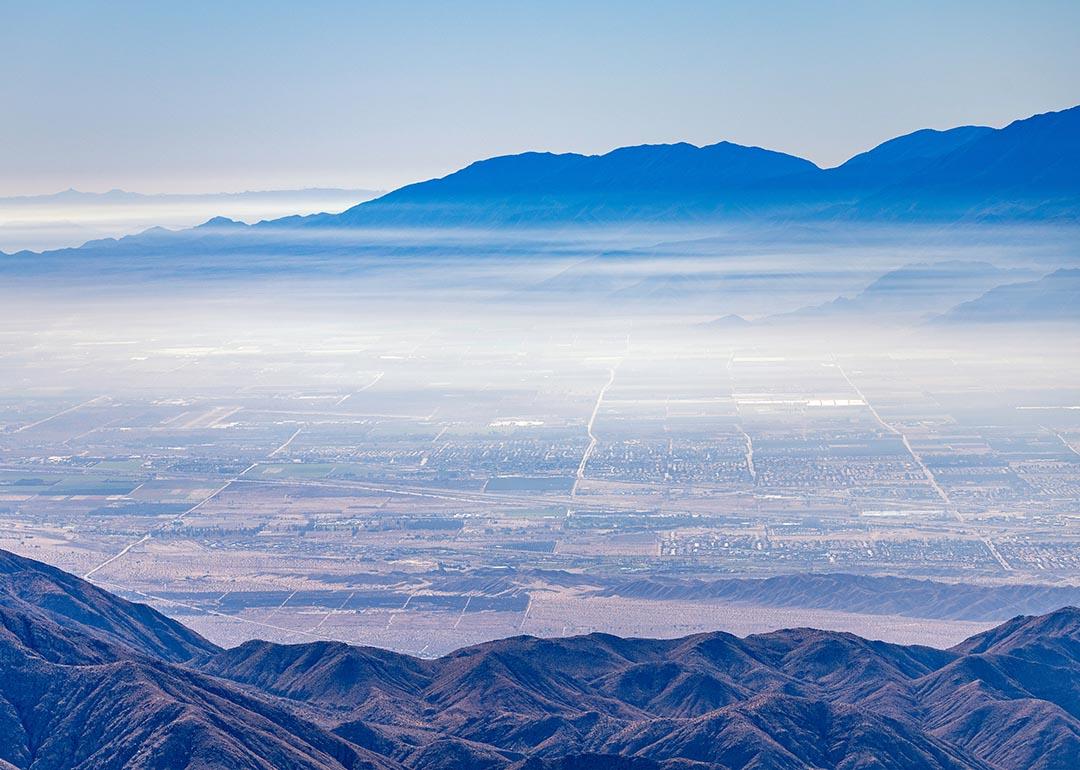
xmin=2 ymin=305 xmax=1077 ymax=654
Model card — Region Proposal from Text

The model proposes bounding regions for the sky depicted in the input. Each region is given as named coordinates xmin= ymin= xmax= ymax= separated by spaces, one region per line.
xmin=2 ymin=0 xmax=1078 ymax=196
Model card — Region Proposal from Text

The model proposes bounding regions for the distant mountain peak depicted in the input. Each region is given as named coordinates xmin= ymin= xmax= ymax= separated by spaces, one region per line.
xmin=196 ymin=215 xmax=245 ymax=229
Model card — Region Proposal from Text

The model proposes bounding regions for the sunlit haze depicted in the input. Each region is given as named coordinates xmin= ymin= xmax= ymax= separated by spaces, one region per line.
xmin=1 ymin=4 xmax=1079 ymax=769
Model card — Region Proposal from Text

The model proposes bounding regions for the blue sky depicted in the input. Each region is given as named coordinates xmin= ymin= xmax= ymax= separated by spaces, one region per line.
xmin=2 ymin=0 xmax=1078 ymax=194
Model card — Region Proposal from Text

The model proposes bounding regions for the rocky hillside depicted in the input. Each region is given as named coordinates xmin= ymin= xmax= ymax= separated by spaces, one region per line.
xmin=1 ymin=548 xmax=1078 ymax=769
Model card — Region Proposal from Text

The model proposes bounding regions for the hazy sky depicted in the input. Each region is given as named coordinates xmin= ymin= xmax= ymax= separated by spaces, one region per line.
xmin=3 ymin=0 xmax=1078 ymax=195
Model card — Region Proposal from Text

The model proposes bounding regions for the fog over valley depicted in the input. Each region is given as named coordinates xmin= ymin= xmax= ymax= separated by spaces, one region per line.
xmin=1 ymin=65 xmax=1079 ymax=767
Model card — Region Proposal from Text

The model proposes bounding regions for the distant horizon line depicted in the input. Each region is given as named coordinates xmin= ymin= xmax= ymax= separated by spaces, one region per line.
xmin=0 ymin=186 xmax=385 ymax=201
xmin=4 ymin=102 xmax=1076 ymax=201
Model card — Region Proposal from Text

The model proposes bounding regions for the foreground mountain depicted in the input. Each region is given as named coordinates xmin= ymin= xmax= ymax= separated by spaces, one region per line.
xmin=0 ymin=549 xmax=216 ymax=663
xmin=1 ymin=548 xmax=1080 ymax=769
xmin=0 ymin=550 xmax=385 ymax=770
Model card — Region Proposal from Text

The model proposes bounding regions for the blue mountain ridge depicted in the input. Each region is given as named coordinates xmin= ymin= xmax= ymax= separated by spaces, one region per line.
xmin=3 ymin=104 xmax=1077 ymax=262
xmin=302 ymin=104 xmax=1079 ymax=227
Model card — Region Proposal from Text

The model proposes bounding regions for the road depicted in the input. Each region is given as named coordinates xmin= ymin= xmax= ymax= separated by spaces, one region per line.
xmin=836 ymin=361 xmax=960 ymax=521
xmin=15 ymin=396 xmax=109 ymax=433
xmin=572 ymin=363 xmax=620 ymax=495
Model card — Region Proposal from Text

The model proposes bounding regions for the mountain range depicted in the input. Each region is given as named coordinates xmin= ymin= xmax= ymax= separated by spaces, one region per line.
xmin=294 ymin=104 xmax=1080 ymax=228
xmin=3 ymin=547 xmax=1080 ymax=770
xmin=0 ymin=188 xmax=383 ymax=253
xmin=2 ymin=105 xmax=1078 ymax=326
xmin=4 ymin=103 xmax=1078 ymax=257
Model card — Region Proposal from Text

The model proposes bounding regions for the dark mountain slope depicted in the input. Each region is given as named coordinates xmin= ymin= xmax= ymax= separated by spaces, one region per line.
xmin=200 ymin=638 xmax=432 ymax=724
xmin=597 ymin=694 xmax=989 ymax=770
xmin=908 ymin=608 xmax=1080 ymax=770
xmin=0 ymin=549 xmax=217 ymax=663
xmin=3 ymin=659 xmax=390 ymax=770
xmin=509 ymin=756 xmax=712 ymax=770
xmin=951 ymin=605 xmax=1080 ymax=666
xmin=3 ymin=548 xmax=1080 ymax=769
xmin=0 ymin=632 xmax=392 ymax=769
xmin=198 ymin=608 xmax=1080 ymax=770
